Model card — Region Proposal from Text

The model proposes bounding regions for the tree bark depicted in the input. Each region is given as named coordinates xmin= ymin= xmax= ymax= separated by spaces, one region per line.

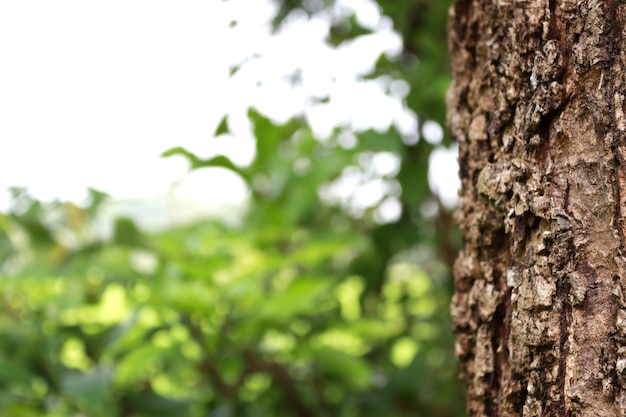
xmin=447 ymin=0 xmax=626 ymax=415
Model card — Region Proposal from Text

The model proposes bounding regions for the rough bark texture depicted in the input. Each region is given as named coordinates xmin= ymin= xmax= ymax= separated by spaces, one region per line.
xmin=447 ymin=0 xmax=626 ymax=415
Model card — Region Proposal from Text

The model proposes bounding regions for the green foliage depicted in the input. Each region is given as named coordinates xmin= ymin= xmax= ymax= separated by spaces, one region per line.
xmin=0 ymin=189 xmax=462 ymax=416
xmin=0 ymin=0 xmax=463 ymax=416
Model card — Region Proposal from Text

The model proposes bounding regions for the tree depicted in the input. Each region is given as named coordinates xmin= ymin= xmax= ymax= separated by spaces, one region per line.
xmin=0 ymin=2 xmax=468 ymax=417
xmin=448 ymin=0 xmax=626 ymax=415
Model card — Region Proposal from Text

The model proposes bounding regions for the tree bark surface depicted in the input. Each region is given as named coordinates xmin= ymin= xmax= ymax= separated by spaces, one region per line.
xmin=448 ymin=0 xmax=626 ymax=415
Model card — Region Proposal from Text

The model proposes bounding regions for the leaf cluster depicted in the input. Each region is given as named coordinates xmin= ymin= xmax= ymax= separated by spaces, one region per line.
xmin=0 ymin=184 xmax=461 ymax=416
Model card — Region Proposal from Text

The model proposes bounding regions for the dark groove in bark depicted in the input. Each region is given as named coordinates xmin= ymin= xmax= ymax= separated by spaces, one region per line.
xmin=552 ymin=0 xmax=573 ymax=99
xmin=563 ymin=179 xmax=570 ymax=213
xmin=558 ymin=278 xmax=572 ymax=417
xmin=607 ymin=0 xmax=626 ymax=255
xmin=453 ymin=0 xmax=472 ymax=39
xmin=491 ymin=300 xmax=507 ymax=414
xmin=607 ymin=7 xmax=626 ymax=411
xmin=548 ymin=0 xmax=559 ymax=40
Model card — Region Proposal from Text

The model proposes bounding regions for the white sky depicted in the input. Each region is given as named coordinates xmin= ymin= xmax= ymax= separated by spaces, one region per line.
xmin=0 ymin=0 xmax=459 ymax=215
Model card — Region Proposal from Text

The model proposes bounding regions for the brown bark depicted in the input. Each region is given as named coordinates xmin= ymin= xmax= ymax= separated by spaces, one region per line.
xmin=447 ymin=0 xmax=626 ymax=415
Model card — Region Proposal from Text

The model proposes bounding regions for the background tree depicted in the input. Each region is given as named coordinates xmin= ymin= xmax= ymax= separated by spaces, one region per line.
xmin=448 ymin=0 xmax=626 ymax=415
xmin=0 ymin=1 xmax=464 ymax=416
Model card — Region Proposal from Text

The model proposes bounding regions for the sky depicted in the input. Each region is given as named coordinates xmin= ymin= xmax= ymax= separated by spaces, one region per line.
xmin=0 ymin=0 xmax=459 ymax=216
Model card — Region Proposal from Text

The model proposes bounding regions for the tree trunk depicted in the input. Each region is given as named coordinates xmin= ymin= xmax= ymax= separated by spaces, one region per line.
xmin=447 ymin=0 xmax=626 ymax=415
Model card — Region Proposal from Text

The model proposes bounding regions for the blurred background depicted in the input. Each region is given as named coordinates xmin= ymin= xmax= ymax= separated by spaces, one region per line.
xmin=0 ymin=0 xmax=464 ymax=416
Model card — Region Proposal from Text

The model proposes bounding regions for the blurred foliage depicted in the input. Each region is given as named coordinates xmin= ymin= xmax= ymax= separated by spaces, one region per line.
xmin=0 ymin=0 xmax=464 ymax=416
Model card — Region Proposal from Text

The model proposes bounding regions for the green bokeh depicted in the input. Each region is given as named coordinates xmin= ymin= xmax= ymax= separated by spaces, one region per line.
xmin=0 ymin=1 xmax=464 ymax=416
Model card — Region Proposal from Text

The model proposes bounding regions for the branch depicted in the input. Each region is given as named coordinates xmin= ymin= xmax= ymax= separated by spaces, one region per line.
xmin=242 ymin=349 xmax=316 ymax=417
xmin=184 ymin=316 xmax=237 ymax=399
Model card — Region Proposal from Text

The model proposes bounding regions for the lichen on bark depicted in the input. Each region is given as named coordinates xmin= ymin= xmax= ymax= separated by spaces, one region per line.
xmin=448 ymin=0 xmax=626 ymax=415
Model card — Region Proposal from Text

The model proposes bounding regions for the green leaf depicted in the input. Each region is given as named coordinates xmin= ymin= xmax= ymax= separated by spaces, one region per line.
xmin=258 ymin=275 xmax=332 ymax=319
xmin=0 ymin=355 xmax=34 ymax=387
xmin=312 ymin=348 xmax=372 ymax=390
xmin=10 ymin=200 xmax=55 ymax=247
xmin=86 ymin=188 xmax=110 ymax=217
xmin=113 ymin=217 xmax=143 ymax=246
xmin=161 ymin=147 xmax=249 ymax=182
xmin=124 ymin=392 xmax=191 ymax=417
xmin=328 ymin=15 xmax=374 ymax=47
xmin=357 ymin=128 xmax=406 ymax=153
xmin=290 ymin=235 xmax=352 ymax=266
xmin=153 ymin=281 xmax=215 ymax=314
xmin=62 ymin=367 xmax=117 ymax=417
xmin=248 ymin=108 xmax=300 ymax=173
xmin=0 ymin=227 xmax=15 ymax=264
xmin=115 ymin=344 xmax=164 ymax=386
xmin=229 ymin=64 xmax=241 ymax=77
xmin=214 ymin=115 xmax=230 ymax=137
